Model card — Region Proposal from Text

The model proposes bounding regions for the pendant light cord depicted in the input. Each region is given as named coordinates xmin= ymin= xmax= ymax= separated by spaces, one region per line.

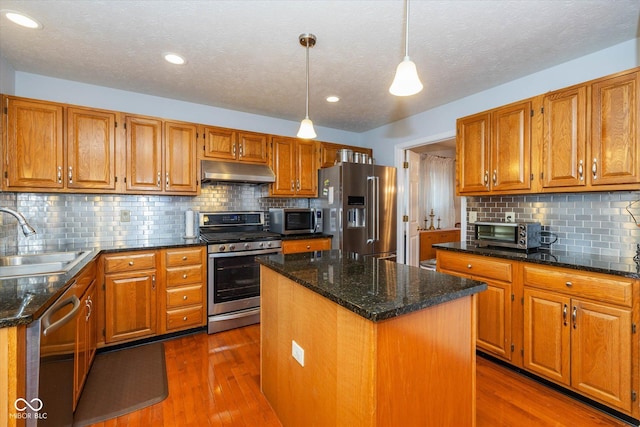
xmin=305 ymin=41 xmax=310 ymax=119
xmin=404 ymin=0 xmax=410 ymax=57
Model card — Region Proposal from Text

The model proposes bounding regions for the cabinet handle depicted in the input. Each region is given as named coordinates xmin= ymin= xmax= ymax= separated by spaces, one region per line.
xmin=157 ymin=172 xmax=161 ymax=187
xmin=233 ymin=144 xmax=237 ymax=155
xmin=483 ymin=171 xmax=489 ymax=187
xmin=592 ymin=158 xmax=597 ymax=180
xmin=68 ymin=166 xmax=73 ymax=184
xmin=572 ymin=306 xmax=577 ymax=329
xmin=239 ymin=143 xmax=243 ymax=157
xmin=166 ymin=172 xmax=169 ymax=188
xmin=129 ymin=261 xmax=134 ymax=266
xmin=152 ymin=274 xmax=156 ymax=290
xmin=578 ymin=159 xmax=584 ymax=180
xmin=291 ymin=180 xmax=295 ymax=191
xmin=492 ymin=170 xmax=497 ymax=185
xmin=85 ymin=298 xmax=91 ymax=321
xmin=296 ymin=179 xmax=300 ymax=191
xmin=57 ymin=166 xmax=62 ymax=184
xmin=563 ymin=304 xmax=568 ymax=326
xmin=565 ymin=281 xmax=572 ymax=287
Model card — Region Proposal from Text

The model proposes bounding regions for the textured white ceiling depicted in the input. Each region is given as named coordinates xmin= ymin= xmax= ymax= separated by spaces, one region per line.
xmin=0 ymin=0 xmax=638 ymax=132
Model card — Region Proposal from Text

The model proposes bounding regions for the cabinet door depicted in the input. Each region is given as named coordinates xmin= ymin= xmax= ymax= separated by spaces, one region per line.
xmin=523 ymin=288 xmax=570 ymax=385
xmin=202 ymin=126 xmax=237 ymax=160
xmin=238 ymin=132 xmax=268 ymax=164
xmin=105 ymin=270 xmax=157 ymax=343
xmin=164 ymin=121 xmax=198 ymax=194
xmin=67 ymin=107 xmax=117 ymax=191
xmin=591 ymin=71 xmax=640 ymax=186
xmin=4 ymin=97 xmax=64 ymax=189
xmin=456 ymin=112 xmax=491 ymax=194
xmin=126 ymin=116 xmax=163 ymax=192
xmin=477 ymin=281 xmax=512 ymax=361
xmin=542 ymin=86 xmax=587 ymax=188
xmin=295 ymin=139 xmax=318 ymax=196
xmin=270 ymin=136 xmax=296 ymax=196
xmin=491 ymin=101 xmax=532 ymax=192
xmin=73 ymin=280 xmax=96 ymax=409
xmin=571 ymin=299 xmax=632 ymax=412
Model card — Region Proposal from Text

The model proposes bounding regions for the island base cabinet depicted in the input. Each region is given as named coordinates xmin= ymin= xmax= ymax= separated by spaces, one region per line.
xmin=260 ymin=266 xmax=477 ymax=427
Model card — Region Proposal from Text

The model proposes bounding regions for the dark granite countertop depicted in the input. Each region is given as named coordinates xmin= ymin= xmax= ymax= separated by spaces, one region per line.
xmin=0 ymin=237 xmax=205 ymax=329
xmin=256 ymin=250 xmax=487 ymax=322
xmin=434 ymin=242 xmax=640 ymax=279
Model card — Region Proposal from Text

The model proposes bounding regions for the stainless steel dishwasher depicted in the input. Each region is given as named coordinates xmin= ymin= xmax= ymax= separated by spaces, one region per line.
xmin=24 ymin=280 xmax=83 ymax=427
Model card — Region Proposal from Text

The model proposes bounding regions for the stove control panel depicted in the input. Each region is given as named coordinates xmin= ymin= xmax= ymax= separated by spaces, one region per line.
xmin=208 ymin=239 xmax=282 ymax=254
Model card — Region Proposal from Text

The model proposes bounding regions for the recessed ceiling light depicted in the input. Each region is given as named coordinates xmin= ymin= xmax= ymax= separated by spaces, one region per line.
xmin=164 ymin=53 xmax=186 ymax=65
xmin=3 ymin=11 xmax=42 ymax=29
xmin=326 ymin=96 xmax=340 ymax=103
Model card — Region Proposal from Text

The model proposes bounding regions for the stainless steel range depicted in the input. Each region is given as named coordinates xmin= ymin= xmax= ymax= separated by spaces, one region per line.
xmin=199 ymin=211 xmax=282 ymax=334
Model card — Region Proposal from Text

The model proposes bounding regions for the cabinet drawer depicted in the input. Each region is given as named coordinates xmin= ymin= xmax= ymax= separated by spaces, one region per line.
xmin=438 ymin=251 xmax=512 ymax=282
xmin=523 ymin=265 xmax=633 ymax=307
xmin=104 ymin=252 xmax=156 ymax=273
xmin=166 ymin=265 xmax=203 ymax=287
xmin=166 ymin=285 xmax=203 ymax=308
xmin=282 ymin=238 xmax=331 ymax=254
xmin=166 ymin=305 xmax=204 ymax=331
xmin=165 ymin=247 xmax=203 ymax=267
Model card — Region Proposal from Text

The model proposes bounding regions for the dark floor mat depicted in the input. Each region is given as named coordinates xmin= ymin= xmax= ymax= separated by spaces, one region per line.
xmin=73 ymin=342 xmax=168 ymax=427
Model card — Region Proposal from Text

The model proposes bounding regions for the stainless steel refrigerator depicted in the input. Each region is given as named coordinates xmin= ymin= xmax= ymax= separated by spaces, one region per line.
xmin=318 ymin=162 xmax=397 ymax=259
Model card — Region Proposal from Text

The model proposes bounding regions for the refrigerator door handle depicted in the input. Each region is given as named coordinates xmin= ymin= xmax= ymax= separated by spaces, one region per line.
xmin=367 ymin=176 xmax=380 ymax=243
xmin=367 ymin=176 xmax=375 ymax=244
xmin=375 ymin=176 xmax=380 ymax=241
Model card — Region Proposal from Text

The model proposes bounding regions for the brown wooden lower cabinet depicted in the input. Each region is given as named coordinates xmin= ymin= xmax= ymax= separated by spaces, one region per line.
xmin=281 ymin=237 xmax=331 ymax=254
xmin=437 ymin=249 xmax=639 ymax=419
xmin=419 ymin=229 xmax=460 ymax=261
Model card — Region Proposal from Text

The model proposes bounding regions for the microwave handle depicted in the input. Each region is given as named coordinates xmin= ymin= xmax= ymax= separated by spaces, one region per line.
xmin=313 ymin=209 xmax=319 ymax=232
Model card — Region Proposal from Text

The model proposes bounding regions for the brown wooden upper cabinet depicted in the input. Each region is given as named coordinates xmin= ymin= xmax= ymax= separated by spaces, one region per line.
xmin=201 ymin=126 xmax=268 ymax=164
xmin=317 ymin=141 xmax=373 ymax=168
xmin=270 ymin=136 xmax=317 ymax=197
xmin=457 ymin=99 xmax=533 ymax=195
xmin=125 ymin=116 xmax=198 ymax=195
xmin=541 ymin=69 xmax=640 ymax=191
xmin=3 ymin=96 xmax=117 ymax=192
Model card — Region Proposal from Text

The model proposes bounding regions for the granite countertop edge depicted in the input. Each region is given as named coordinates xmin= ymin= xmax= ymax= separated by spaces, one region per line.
xmin=258 ymin=255 xmax=487 ymax=322
xmin=0 ymin=238 xmax=206 ymax=329
xmin=434 ymin=243 xmax=640 ymax=279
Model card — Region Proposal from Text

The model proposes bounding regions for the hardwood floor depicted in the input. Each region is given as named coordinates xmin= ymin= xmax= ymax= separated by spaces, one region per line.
xmin=88 ymin=325 xmax=630 ymax=426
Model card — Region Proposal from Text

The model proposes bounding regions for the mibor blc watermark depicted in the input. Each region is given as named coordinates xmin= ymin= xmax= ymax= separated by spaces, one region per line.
xmin=11 ymin=397 xmax=48 ymax=420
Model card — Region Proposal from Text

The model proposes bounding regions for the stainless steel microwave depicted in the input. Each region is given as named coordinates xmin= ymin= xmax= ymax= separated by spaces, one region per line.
xmin=269 ymin=208 xmax=323 ymax=235
xmin=474 ymin=221 xmax=541 ymax=251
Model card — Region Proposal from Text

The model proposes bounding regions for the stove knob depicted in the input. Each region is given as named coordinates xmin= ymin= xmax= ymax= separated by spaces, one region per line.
xmin=229 ymin=244 xmax=235 ymax=251
xmin=244 ymin=243 xmax=250 ymax=249
xmin=266 ymin=241 xmax=272 ymax=247
xmin=218 ymin=245 xmax=226 ymax=252
xmin=258 ymin=242 xmax=264 ymax=248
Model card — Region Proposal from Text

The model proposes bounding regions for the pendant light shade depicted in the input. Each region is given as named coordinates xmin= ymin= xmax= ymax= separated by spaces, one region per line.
xmin=297 ymin=33 xmax=317 ymax=139
xmin=389 ymin=0 xmax=423 ymax=96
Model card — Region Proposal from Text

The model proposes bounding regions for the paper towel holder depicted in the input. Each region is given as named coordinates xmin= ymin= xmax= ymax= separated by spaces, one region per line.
xmin=184 ymin=209 xmax=197 ymax=239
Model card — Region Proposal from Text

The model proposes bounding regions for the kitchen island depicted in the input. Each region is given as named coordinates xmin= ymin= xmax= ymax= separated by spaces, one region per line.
xmin=257 ymin=250 xmax=487 ymax=427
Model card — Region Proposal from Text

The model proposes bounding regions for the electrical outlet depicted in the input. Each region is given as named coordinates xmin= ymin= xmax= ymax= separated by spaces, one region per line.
xmin=292 ymin=340 xmax=305 ymax=367
xmin=505 ymin=212 xmax=515 ymax=223
xmin=469 ymin=211 xmax=477 ymax=223
xmin=120 ymin=210 xmax=131 ymax=222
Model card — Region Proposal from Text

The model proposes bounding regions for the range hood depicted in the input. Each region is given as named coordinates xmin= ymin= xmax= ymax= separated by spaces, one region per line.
xmin=201 ymin=160 xmax=276 ymax=184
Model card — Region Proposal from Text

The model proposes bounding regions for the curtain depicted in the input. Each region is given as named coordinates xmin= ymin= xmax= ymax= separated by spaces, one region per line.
xmin=420 ymin=154 xmax=456 ymax=229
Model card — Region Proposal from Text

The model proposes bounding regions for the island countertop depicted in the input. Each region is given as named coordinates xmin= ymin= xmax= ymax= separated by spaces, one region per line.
xmin=256 ymin=249 xmax=487 ymax=322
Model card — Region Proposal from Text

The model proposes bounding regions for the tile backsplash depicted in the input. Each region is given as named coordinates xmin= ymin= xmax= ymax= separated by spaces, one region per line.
xmin=0 ymin=184 xmax=310 ymax=252
xmin=466 ymin=191 xmax=640 ymax=258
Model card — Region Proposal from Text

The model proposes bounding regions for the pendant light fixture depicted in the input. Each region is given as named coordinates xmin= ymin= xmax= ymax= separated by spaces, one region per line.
xmin=297 ymin=33 xmax=317 ymax=139
xmin=389 ymin=0 xmax=423 ymax=96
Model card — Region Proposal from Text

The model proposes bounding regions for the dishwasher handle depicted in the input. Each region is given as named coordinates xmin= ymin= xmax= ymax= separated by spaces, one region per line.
xmin=42 ymin=295 xmax=81 ymax=337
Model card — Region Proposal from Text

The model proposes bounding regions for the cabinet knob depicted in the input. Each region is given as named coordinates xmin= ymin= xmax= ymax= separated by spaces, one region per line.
xmin=565 ymin=281 xmax=572 ymax=287
xmin=183 ymin=316 xmax=188 ymax=321
xmin=592 ymin=158 xmax=598 ymax=180
xmin=129 ymin=261 xmax=134 ymax=266
xmin=183 ymin=274 xmax=188 ymax=279
xmin=467 ymin=264 xmax=472 ymax=269
xmin=183 ymin=295 xmax=188 ymax=300
xmin=306 ymin=245 xmax=311 ymax=249
xmin=182 ymin=256 xmax=187 ymax=261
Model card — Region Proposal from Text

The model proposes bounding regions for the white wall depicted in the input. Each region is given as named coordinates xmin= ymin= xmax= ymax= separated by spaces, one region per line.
xmin=11 ymin=72 xmax=363 ymax=146
xmin=365 ymin=38 xmax=640 ymax=166
xmin=0 ymin=55 xmax=16 ymax=95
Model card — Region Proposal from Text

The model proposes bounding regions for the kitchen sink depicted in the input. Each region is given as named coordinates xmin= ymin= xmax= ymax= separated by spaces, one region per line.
xmin=0 ymin=250 xmax=93 ymax=279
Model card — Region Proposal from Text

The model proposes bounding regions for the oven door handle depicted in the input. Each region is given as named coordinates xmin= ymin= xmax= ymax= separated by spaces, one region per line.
xmin=208 ymin=248 xmax=281 ymax=258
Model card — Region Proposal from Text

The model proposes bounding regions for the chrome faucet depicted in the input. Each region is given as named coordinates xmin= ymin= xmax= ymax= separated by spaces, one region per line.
xmin=0 ymin=207 xmax=37 ymax=236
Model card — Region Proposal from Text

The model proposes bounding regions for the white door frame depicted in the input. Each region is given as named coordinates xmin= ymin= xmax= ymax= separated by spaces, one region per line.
xmin=394 ymin=130 xmax=466 ymax=264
